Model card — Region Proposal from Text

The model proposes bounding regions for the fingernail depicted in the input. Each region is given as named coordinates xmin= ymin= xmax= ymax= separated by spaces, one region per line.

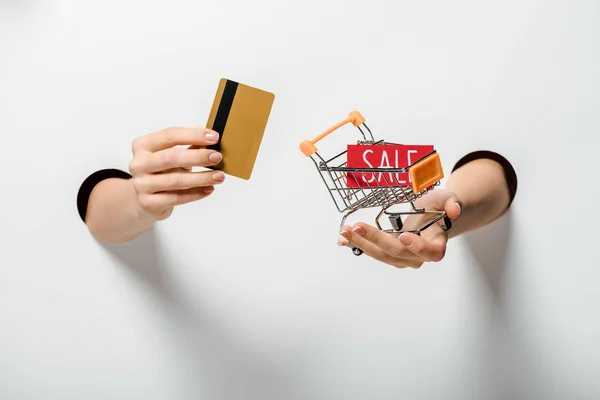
xmin=212 ymin=172 xmax=225 ymax=181
xmin=205 ymin=131 xmax=219 ymax=142
xmin=399 ymin=233 xmax=412 ymax=246
xmin=339 ymin=229 xmax=351 ymax=239
xmin=203 ymin=186 xmax=215 ymax=194
xmin=352 ymin=225 xmax=366 ymax=237
xmin=209 ymin=152 xmax=222 ymax=163
xmin=455 ymin=202 xmax=461 ymax=215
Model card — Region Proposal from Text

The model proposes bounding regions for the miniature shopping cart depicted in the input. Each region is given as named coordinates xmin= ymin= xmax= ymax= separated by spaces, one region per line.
xmin=300 ymin=111 xmax=451 ymax=256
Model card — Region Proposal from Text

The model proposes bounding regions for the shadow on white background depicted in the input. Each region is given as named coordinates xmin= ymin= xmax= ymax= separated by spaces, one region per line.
xmin=99 ymin=228 xmax=306 ymax=399
xmin=464 ymin=212 xmax=563 ymax=400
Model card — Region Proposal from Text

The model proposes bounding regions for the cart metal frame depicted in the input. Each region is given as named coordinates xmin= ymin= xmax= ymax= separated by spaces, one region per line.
xmin=300 ymin=111 xmax=450 ymax=256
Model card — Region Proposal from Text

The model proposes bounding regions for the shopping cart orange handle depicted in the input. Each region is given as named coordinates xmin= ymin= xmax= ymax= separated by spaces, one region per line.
xmin=299 ymin=111 xmax=366 ymax=156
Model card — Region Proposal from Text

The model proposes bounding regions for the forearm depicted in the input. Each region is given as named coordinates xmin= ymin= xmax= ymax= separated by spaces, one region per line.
xmin=85 ymin=178 xmax=156 ymax=243
xmin=445 ymin=158 xmax=513 ymax=238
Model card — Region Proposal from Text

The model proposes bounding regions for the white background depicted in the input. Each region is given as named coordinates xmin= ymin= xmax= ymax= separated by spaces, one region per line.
xmin=1 ymin=0 xmax=599 ymax=399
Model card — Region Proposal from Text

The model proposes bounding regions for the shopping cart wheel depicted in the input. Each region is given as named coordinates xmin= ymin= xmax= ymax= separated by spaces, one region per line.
xmin=442 ymin=216 xmax=452 ymax=231
xmin=352 ymin=246 xmax=363 ymax=256
xmin=389 ymin=215 xmax=403 ymax=231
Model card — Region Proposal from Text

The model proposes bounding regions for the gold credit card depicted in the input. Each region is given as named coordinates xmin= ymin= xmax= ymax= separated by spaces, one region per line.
xmin=205 ymin=78 xmax=275 ymax=180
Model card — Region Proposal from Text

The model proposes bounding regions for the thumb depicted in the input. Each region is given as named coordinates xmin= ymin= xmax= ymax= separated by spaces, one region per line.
xmin=443 ymin=195 xmax=462 ymax=220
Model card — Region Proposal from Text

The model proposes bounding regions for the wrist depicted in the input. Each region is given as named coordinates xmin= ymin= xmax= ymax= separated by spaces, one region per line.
xmin=443 ymin=158 xmax=512 ymax=237
xmin=127 ymin=180 xmax=160 ymax=226
xmin=132 ymin=201 xmax=159 ymax=225
xmin=451 ymin=150 xmax=518 ymax=211
xmin=446 ymin=159 xmax=509 ymax=214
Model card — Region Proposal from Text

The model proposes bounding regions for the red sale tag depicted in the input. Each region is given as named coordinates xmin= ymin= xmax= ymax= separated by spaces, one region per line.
xmin=346 ymin=144 xmax=435 ymax=188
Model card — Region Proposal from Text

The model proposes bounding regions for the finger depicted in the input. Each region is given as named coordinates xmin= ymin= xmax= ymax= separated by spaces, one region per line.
xmin=398 ymin=232 xmax=446 ymax=262
xmin=161 ymin=167 xmax=193 ymax=175
xmin=340 ymin=226 xmax=420 ymax=268
xmin=138 ymin=186 xmax=215 ymax=214
xmin=443 ymin=197 xmax=462 ymax=219
xmin=339 ymin=225 xmax=352 ymax=246
xmin=134 ymin=148 xmax=222 ymax=173
xmin=163 ymin=167 xmax=191 ymax=173
xmin=338 ymin=234 xmax=350 ymax=247
xmin=350 ymin=222 xmax=417 ymax=260
xmin=133 ymin=127 xmax=219 ymax=153
xmin=136 ymin=170 xmax=225 ymax=193
xmin=340 ymin=227 xmax=394 ymax=263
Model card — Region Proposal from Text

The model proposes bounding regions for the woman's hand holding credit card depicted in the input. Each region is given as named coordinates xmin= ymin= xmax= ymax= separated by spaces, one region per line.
xmin=127 ymin=78 xmax=275 ymax=220
xmin=128 ymin=126 xmax=227 ymax=220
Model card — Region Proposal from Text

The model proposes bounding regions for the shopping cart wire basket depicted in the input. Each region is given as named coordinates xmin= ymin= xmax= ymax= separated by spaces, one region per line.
xmin=300 ymin=111 xmax=451 ymax=256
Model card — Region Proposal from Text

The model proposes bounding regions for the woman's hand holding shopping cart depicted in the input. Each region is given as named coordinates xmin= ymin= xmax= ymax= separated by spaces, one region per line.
xmin=338 ymin=189 xmax=462 ymax=269
xmin=301 ymin=111 xmax=518 ymax=266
